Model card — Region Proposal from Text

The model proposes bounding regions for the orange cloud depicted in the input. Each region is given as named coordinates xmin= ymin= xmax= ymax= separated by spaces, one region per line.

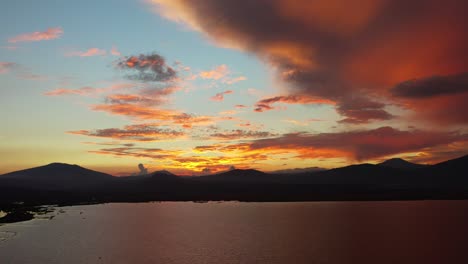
xmin=88 ymin=145 xmax=263 ymax=175
xmin=91 ymin=103 xmax=216 ymax=129
xmin=199 ymin=64 xmax=228 ymax=80
xmin=92 ymin=103 xmax=179 ymax=121
xmin=191 ymin=126 xmax=467 ymax=162
xmin=248 ymin=127 xmax=468 ymax=161
xmin=8 ymin=27 xmax=63 ymax=43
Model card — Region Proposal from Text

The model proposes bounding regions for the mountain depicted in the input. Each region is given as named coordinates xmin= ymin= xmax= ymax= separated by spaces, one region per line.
xmin=193 ymin=169 xmax=269 ymax=183
xmin=152 ymin=170 xmax=175 ymax=176
xmin=0 ymin=163 xmax=114 ymax=190
xmin=0 ymin=154 xmax=467 ymax=206
xmin=271 ymin=167 xmax=325 ymax=174
xmin=291 ymin=163 xmax=408 ymax=185
xmin=146 ymin=171 xmax=180 ymax=182
xmin=378 ymin=158 xmax=427 ymax=169
xmin=420 ymin=154 xmax=468 ymax=178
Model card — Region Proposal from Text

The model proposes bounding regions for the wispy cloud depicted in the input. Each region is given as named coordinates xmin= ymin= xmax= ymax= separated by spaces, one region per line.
xmin=209 ymin=129 xmax=275 ymax=140
xmin=224 ymin=76 xmax=246 ymax=85
xmin=68 ymin=124 xmax=185 ymax=141
xmin=110 ymin=46 xmax=121 ymax=56
xmin=0 ymin=61 xmax=48 ymax=81
xmin=44 ymin=83 xmax=135 ymax=96
xmin=199 ymin=64 xmax=228 ymax=80
xmin=65 ymin=48 xmax=107 ymax=57
xmin=254 ymin=95 xmax=334 ymax=112
xmin=0 ymin=62 xmax=17 ymax=74
xmin=1 ymin=46 xmax=19 ymax=51
xmin=210 ymin=90 xmax=233 ymax=101
xmin=103 ymin=86 xmax=181 ymax=106
xmin=198 ymin=64 xmax=246 ymax=85
xmin=8 ymin=27 xmax=63 ymax=43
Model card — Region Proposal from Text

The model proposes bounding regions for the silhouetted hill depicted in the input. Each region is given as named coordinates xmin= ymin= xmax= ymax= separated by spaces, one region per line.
xmin=420 ymin=154 xmax=468 ymax=178
xmin=146 ymin=171 xmax=180 ymax=182
xmin=292 ymin=164 xmax=409 ymax=185
xmin=153 ymin=170 xmax=175 ymax=176
xmin=271 ymin=167 xmax=325 ymax=174
xmin=1 ymin=154 xmax=467 ymax=207
xmin=378 ymin=158 xmax=427 ymax=169
xmin=193 ymin=169 xmax=269 ymax=183
xmin=0 ymin=163 xmax=114 ymax=190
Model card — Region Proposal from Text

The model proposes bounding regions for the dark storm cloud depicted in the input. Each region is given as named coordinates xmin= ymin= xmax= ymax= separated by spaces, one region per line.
xmin=336 ymin=97 xmax=394 ymax=124
xmin=391 ymin=72 xmax=468 ymax=98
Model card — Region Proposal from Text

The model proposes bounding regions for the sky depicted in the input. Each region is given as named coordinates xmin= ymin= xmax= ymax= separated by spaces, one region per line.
xmin=0 ymin=0 xmax=467 ymax=176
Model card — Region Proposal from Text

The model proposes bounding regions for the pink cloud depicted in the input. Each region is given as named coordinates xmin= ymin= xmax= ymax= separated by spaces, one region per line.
xmin=65 ymin=48 xmax=107 ymax=57
xmin=8 ymin=27 xmax=63 ymax=43
xmin=44 ymin=83 xmax=135 ymax=96
xmin=224 ymin=76 xmax=247 ymax=84
xmin=111 ymin=46 xmax=121 ymax=56
xmin=1 ymin=46 xmax=19 ymax=51
xmin=210 ymin=90 xmax=233 ymax=101
xmin=0 ymin=62 xmax=16 ymax=74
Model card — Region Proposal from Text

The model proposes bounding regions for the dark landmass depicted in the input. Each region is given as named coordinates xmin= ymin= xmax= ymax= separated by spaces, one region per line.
xmin=0 ymin=205 xmax=55 ymax=224
xmin=1 ymin=154 xmax=468 ymax=223
xmin=378 ymin=158 xmax=429 ymax=169
xmin=270 ymin=167 xmax=325 ymax=174
xmin=0 ymin=209 xmax=34 ymax=224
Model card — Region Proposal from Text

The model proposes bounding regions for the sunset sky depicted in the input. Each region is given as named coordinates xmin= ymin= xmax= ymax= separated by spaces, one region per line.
xmin=1 ymin=0 xmax=467 ymax=175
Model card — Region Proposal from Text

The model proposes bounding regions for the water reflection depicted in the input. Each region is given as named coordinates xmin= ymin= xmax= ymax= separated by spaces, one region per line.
xmin=1 ymin=201 xmax=468 ymax=264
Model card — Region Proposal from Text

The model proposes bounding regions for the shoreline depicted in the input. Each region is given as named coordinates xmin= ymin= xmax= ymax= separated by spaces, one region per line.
xmin=2 ymin=197 xmax=468 ymax=225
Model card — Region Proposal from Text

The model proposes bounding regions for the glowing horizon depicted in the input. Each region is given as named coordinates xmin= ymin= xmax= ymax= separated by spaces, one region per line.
xmin=1 ymin=0 xmax=467 ymax=176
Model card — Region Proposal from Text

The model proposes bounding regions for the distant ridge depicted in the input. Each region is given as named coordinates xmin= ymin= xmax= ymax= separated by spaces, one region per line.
xmin=152 ymin=170 xmax=175 ymax=176
xmin=0 ymin=162 xmax=113 ymax=189
xmin=378 ymin=158 xmax=427 ymax=169
xmin=194 ymin=169 xmax=268 ymax=182
xmin=271 ymin=167 xmax=325 ymax=174
xmin=0 ymin=154 xmax=467 ymax=204
xmin=422 ymin=154 xmax=468 ymax=177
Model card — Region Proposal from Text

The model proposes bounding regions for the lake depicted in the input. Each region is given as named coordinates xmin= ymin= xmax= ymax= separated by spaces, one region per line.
xmin=1 ymin=201 xmax=468 ymax=264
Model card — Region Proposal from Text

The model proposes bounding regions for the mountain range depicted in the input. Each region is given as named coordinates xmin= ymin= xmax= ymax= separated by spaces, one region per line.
xmin=0 ymin=155 xmax=467 ymax=205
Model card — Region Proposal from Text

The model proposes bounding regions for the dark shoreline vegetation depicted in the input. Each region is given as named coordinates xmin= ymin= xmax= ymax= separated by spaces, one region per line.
xmin=1 ymin=154 xmax=467 ymax=224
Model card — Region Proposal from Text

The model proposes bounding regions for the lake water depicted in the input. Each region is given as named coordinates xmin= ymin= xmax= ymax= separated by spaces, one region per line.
xmin=1 ymin=201 xmax=468 ymax=264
